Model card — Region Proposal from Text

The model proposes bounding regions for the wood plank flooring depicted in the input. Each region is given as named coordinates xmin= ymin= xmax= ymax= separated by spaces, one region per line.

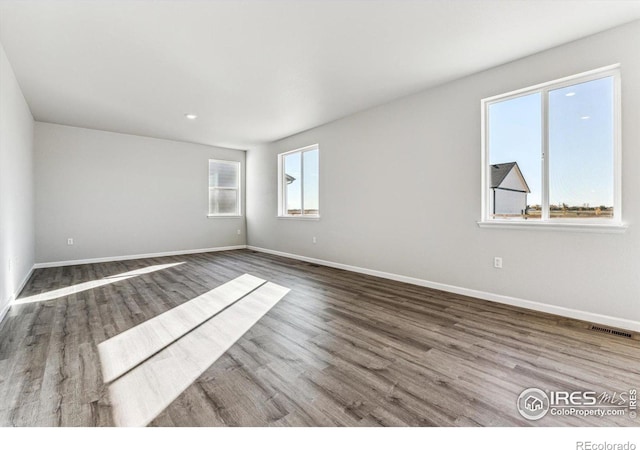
xmin=0 ymin=249 xmax=638 ymax=426
xmin=98 ymin=273 xmax=267 ymax=383
xmin=108 ymin=281 xmax=289 ymax=427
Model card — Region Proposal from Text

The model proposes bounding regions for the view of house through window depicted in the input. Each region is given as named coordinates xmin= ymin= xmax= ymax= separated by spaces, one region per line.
xmin=489 ymin=92 xmax=542 ymax=219
xmin=208 ymin=159 xmax=240 ymax=216
xmin=279 ymin=145 xmax=319 ymax=217
xmin=485 ymin=68 xmax=618 ymax=222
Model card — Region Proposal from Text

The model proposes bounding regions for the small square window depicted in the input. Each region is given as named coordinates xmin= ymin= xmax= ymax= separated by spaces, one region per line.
xmin=208 ymin=159 xmax=241 ymax=217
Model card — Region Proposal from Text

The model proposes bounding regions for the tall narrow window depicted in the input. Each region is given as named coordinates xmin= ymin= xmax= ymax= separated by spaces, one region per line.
xmin=548 ymin=77 xmax=614 ymax=219
xmin=482 ymin=65 xmax=620 ymax=226
xmin=208 ymin=159 xmax=241 ymax=217
xmin=488 ymin=92 xmax=542 ymax=219
xmin=278 ymin=144 xmax=319 ymax=217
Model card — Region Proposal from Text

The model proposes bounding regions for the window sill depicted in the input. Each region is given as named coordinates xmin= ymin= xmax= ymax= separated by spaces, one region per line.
xmin=277 ymin=215 xmax=321 ymax=221
xmin=477 ymin=220 xmax=627 ymax=233
xmin=207 ymin=215 xmax=243 ymax=219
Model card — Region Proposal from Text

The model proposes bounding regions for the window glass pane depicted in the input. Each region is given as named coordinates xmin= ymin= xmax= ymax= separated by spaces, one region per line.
xmin=284 ymin=152 xmax=302 ymax=215
xmin=209 ymin=188 xmax=237 ymax=215
xmin=209 ymin=161 xmax=238 ymax=188
xmin=548 ymin=77 xmax=614 ymax=219
xmin=488 ymin=92 xmax=542 ymax=219
xmin=302 ymin=149 xmax=319 ymax=215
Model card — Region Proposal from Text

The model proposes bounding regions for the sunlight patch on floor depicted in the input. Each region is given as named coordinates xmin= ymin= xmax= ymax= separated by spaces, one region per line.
xmin=99 ymin=274 xmax=290 ymax=427
xmin=98 ymin=273 xmax=266 ymax=383
xmin=15 ymin=262 xmax=185 ymax=304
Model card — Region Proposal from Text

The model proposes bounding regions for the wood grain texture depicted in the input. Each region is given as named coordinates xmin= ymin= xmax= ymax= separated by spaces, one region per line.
xmin=99 ymin=273 xmax=266 ymax=383
xmin=0 ymin=249 xmax=638 ymax=427
xmin=109 ymin=281 xmax=289 ymax=427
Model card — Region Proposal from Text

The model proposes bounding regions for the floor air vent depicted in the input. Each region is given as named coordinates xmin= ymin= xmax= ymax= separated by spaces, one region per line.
xmin=590 ymin=325 xmax=632 ymax=339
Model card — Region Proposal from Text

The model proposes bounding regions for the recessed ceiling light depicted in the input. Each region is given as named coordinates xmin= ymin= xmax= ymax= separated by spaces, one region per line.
xmin=565 ymin=92 xmax=576 ymax=97
xmin=581 ymin=115 xmax=590 ymax=120
xmin=184 ymin=113 xmax=198 ymax=120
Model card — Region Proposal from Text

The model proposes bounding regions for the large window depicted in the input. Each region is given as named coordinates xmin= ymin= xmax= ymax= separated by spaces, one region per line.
xmin=208 ymin=159 xmax=241 ymax=217
xmin=278 ymin=144 xmax=319 ymax=217
xmin=481 ymin=66 xmax=621 ymax=227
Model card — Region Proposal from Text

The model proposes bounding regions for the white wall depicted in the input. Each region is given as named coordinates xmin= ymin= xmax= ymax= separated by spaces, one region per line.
xmin=35 ymin=123 xmax=246 ymax=264
xmin=0 ymin=41 xmax=35 ymax=320
xmin=247 ymin=21 xmax=640 ymax=330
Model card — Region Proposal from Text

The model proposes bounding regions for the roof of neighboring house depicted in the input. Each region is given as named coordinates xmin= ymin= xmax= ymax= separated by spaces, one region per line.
xmin=490 ymin=161 xmax=531 ymax=193
xmin=285 ymin=174 xmax=296 ymax=184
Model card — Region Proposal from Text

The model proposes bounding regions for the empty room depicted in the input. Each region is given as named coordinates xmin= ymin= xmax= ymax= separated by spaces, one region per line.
xmin=1 ymin=0 xmax=639 ymax=445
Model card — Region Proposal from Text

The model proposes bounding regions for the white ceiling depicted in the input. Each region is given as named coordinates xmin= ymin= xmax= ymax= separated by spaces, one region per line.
xmin=1 ymin=1 xmax=640 ymax=149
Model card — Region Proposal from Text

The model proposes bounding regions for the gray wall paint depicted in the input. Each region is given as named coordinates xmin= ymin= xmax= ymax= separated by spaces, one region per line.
xmin=35 ymin=123 xmax=246 ymax=263
xmin=0 ymin=41 xmax=35 ymax=315
xmin=247 ymin=21 xmax=640 ymax=324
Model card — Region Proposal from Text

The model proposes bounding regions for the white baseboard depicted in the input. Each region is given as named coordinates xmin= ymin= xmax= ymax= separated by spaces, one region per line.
xmin=1 ymin=246 xmax=248 ymax=325
xmin=33 ymin=245 xmax=248 ymax=269
xmin=247 ymin=245 xmax=640 ymax=333
xmin=0 ymin=264 xmax=35 ymax=325
xmin=15 ymin=265 xmax=35 ymax=298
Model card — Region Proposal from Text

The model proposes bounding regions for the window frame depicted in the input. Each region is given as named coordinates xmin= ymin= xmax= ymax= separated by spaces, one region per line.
xmin=277 ymin=144 xmax=320 ymax=219
xmin=480 ymin=64 xmax=624 ymax=232
xmin=207 ymin=159 xmax=242 ymax=218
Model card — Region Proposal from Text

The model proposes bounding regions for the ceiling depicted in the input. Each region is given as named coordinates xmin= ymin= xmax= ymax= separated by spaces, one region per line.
xmin=1 ymin=1 xmax=640 ymax=150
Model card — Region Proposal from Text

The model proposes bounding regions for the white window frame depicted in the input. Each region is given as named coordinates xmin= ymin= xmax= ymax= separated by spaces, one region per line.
xmin=208 ymin=159 xmax=242 ymax=218
xmin=479 ymin=64 xmax=625 ymax=233
xmin=277 ymin=144 xmax=320 ymax=219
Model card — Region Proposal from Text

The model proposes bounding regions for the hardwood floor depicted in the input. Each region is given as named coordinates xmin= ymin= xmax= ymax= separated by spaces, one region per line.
xmin=98 ymin=273 xmax=268 ymax=384
xmin=109 ymin=279 xmax=289 ymax=427
xmin=0 ymin=249 xmax=638 ymax=426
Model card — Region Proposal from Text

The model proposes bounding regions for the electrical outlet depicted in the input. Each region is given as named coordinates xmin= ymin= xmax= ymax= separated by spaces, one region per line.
xmin=312 ymin=236 xmax=317 ymax=244
xmin=237 ymin=229 xmax=241 ymax=235
xmin=494 ymin=257 xmax=503 ymax=269
xmin=67 ymin=238 xmax=74 ymax=246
